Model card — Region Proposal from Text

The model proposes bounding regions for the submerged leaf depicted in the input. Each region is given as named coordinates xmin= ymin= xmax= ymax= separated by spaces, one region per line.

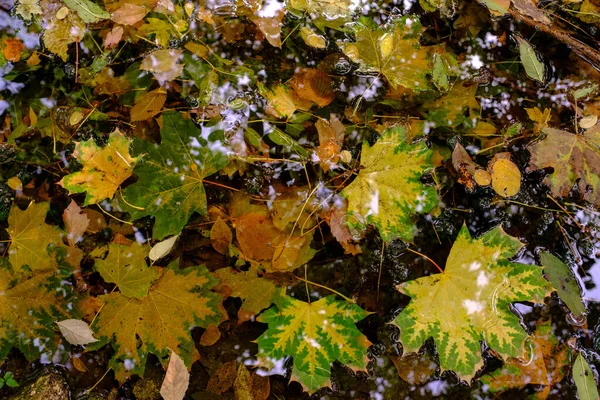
xmin=394 ymin=224 xmax=551 ymax=380
xmin=121 ymin=112 xmax=229 ymax=239
xmin=528 ymin=127 xmax=600 ymax=207
xmin=256 ymin=296 xmax=370 ymax=392
xmin=341 ymin=127 xmax=438 ymax=242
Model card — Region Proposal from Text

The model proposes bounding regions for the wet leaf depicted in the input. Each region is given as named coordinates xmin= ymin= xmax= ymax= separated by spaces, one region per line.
xmin=3 ymin=38 xmax=25 ymax=62
xmin=140 ymin=49 xmax=184 ymax=84
xmin=63 ymin=0 xmax=109 ymax=23
xmin=515 ymin=35 xmax=545 ymax=83
xmin=149 ymin=234 xmax=180 ymax=262
xmin=480 ymin=321 xmax=570 ymax=397
xmin=63 ymin=200 xmax=90 ymax=246
xmin=121 ymin=112 xmax=228 ymax=239
xmin=111 ymin=3 xmax=147 ymax=25
xmin=215 ymin=267 xmax=285 ymax=323
xmin=89 ymin=264 xmax=222 ymax=378
xmin=160 ymin=350 xmax=189 ymax=400
xmin=338 ymin=16 xmax=432 ymax=91
xmin=59 ymin=129 xmax=138 ymax=205
xmin=256 ymin=295 xmax=370 ymax=392
xmin=526 ymin=107 xmax=551 ymax=134
xmin=300 ymin=27 xmax=327 ymax=49
xmin=95 ymin=242 xmax=158 ymax=299
xmin=130 ymin=87 xmax=167 ymax=122
xmin=489 ymin=154 xmax=521 ymax=197
xmin=315 ymin=114 xmax=344 ymax=170
xmin=207 ymin=360 xmax=237 ymax=394
xmin=7 ymin=202 xmax=64 ymax=273
xmin=290 ymin=69 xmax=335 ymax=108
xmin=210 ymin=217 xmax=232 ymax=255
xmin=104 ymin=26 xmax=124 ymax=50
xmin=56 ymin=319 xmax=98 ymax=345
xmin=573 ymin=352 xmax=600 ymax=400
xmin=42 ymin=13 xmax=85 ymax=61
xmin=394 ymin=224 xmax=551 ymax=380
xmin=341 ymin=126 xmax=438 ymax=242
xmin=249 ymin=11 xmax=283 ymax=48
xmin=16 ymin=0 xmax=42 ymax=20
xmin=528 ymin=127 xmax=600 ymax=207
xmin=424 ymin=82 xmax=479 ymax=127
xmin=258 ymin=83 xmax=313 ymax=118
xmin=540 ymin=252 xmax=586 ymax=318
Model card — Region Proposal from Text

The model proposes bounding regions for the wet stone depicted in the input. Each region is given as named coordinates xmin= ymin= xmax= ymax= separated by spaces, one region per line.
xmin=8 ymin=368 xmax=70 ymax=400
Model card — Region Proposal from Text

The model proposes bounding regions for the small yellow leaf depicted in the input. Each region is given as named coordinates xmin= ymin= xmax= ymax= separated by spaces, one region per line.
xmin=69 ymin=110 xmax=83 ymax=126
xmin=27 ymin=52 xmax=41 ymax=66
xmin=211 ymin=217 xmax=232 ymax=255
xmin=28 ymin=106 xmax=37 ymax=127
xmin=72 ymin=356 xmax=88 ymax=373
xmin=300 ymin=27 xmax=327 ymax=49
xmin=199 ymin=324 xmax=221 ymax=346
xmin=7 ymin=176 xmax=23 ymax=191
xmin=490 ymin=156 xmax=521 ymax=197
xmin=473 ymin=121 xmax=497 ymax=136
xmin=580 ymin=115 xmax=598 ymax=129
xmin=474 ymin=169 xmax=491 ymax=186
xmin=56 ymin=6 xmax=69 ymax=19
xmin=130 ymin=88 xmax=167 ymax=122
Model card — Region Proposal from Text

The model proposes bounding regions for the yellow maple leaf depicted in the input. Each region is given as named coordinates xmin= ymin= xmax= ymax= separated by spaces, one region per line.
xmin=59 ymin=129 xmax=139 ymax=205
xmin=42 ymin=13 xmax=85 ymax=61
xmin=7 ymin=202 xmax=65 ymax=273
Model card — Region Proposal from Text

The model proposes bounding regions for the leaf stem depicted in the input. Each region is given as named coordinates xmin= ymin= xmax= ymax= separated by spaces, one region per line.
xmin=294 ymin=275 xmax=355 ymax=303
xmin=406 ymin=247 xmax=444 ymax=274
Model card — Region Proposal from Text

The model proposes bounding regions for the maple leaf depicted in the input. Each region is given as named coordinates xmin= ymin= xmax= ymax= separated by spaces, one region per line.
xmin=121 ymin=112 xmax=229 ymax=239
xmin=215 ymin=266 xmax=285 ymax=323
xmin=394 ymin=224 xmax=551 ymax=381
xmin=89 ymin=264 xmax=222 ymax=378
xmin=480 ymin=321 xmax=571 ymax=398
xmin=42 ymin=13 xmax=85 ymax=61
xmin=424 ymin=82 xmax=480 ymax=127
xmin=258 ymin=83 xmax=312 ymax=118
xmin=95 ymin=242 xmax=158 ymax=299
xmin=338 ymin=16 xmax=432 ymax=91
xmin=7 ymin=202 xmax=65 ymax=273
xmin=341 ymin=127 xmax=438 ymax=242
xmin=0 ymin=269 xmax=77 ymax=361
xmin=528 ymin=127 xmax=600 ymax=207
xmin=59 ymin=129 xmax=138 ymax=205
xmin=256 ymin=295 xmax=370 ymax=392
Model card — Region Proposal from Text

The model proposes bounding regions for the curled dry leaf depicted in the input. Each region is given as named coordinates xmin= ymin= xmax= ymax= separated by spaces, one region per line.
xmin=290 ymin=68 xmax=335 ymax=107
xmin=56 ymin=319 xmax=98 ymax=345
xmin=160 ymin=350 xmax=190 ymax=400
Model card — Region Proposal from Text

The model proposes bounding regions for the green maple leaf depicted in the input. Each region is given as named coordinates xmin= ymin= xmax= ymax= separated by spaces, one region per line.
xmin=88 ymin=264 xmax=222 ymax=380
xmin=394 ymin=224 xmax=551 ymax=381
xmin=121 ymin=112 xmax=229 ymax=239
xmin=7 ymin=202 xmax=65 ymax=273
xmin=338 ymin=16 xmax=432 ymax=91
xmin=256 ymin=295 xmax=370 ymax=392
xmin=95 ymin=242 xmax=158 ymax=299
xmin=528 ymin=127 xmax=600 ymax=207
xmin=60 ymin=129 xmax=139 ymax=206
xmin=341 ymin=127 xmax=438 ymax=242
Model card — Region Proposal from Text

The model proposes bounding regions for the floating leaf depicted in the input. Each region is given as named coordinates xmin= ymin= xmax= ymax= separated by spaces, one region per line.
xmin=56 ymin=319 xmax=98 ymax=345
xmin=160 ymin=350 xmax=190 ymax=400
xmin=290 ymin=69 xmax=335 ymax=108
xmin=394 ymin=224 xmax=551 ymax=380
xmin=63 ymin=200 xmax=90 ymax=246
xmin=341 ymin=127 xmax=438 ymax=242
xmin=121 ymin=112 xmax=229 ymax=239
xmin=573 ymin=352 xmax=600 ymax=400
xmin=89 ymin=264 xmax=222 ymax=378
xmin=515 ymin=35 xmax=545 ymax=83
xmin=130 ymin=87 xmax=167 ymax=122
xmin=315 ymin=114 xmax=345 ymax=170
xmin=140 ymin=49 xmax=184 ymax=84
xmin=258 ymin=83 xmax=312 ymax=118
xmin=300 ymin=27 xmax=327 ymax=49
xmin=63 ymin=0 xmax=109 ymax=23
xmin=210 ymin=217 xmax=232 ymax=255
xmin=338 ymin=16 xmax=431 ymax=91
xmin=540 ymin=252 xmax=586 ymax=318
xmin=7 ymin=202 xmax=64 ymax=273
xmin=3 ymin=38 xmax=25 ymax=62
xmin=215 ymin=267 xmax=285 ymax=323
xmin=110 ymin=3 xmax=147 ymax=25
xmin=59 ymin=129 xmax=138 ymax=205
xmin=16 ymin=0 xmax=42 ymax=20
xmin=42 ymin=13 xmax=85 ymax=61
xmin=528 ymin=128 xmax=600 ymax=207
xmin=149 ymin=234 xmax=180 ymax=262
xmin=95 ymin=242 xmax=157 ymax=299
xmin=424 ymin=82 xmax=479 ymax=127
xmin=480 ymin=321 xmax=570 ymax=397
xmin=256 ymin=295 xmax=370 ymax=392
xmin=489 ymin=153 xmax=521 ymax=197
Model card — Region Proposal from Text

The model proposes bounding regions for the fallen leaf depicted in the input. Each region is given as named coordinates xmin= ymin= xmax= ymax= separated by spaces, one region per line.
xmin=63 ymin=200 xmax=90 ymax=246
xmin=111 ymin=3 xmax=147 ymax=24
xmin=104 ymin=25 xmax=124 ymax=50
xmin=249 ymin=10 xmax=283 ymax=48
xmin=290 ymin=68 xmax=335 ymax=108
xmin=130 ymin=87 xmax=167 ymax=122
xmin=207 ymin=360 xmax=237 ymax=394
xmin=211 ymin=217 xmax=232 ymax=255
xmin=63 ymin=0 xmax=110 ymax=23
xmin=573 ymin=352 xmax=600 ymax=400
xmin=515 ymin=35 xmax=545 ymax=83
xmin=160 ymin=350 xmax=190 ymax=400
xmin=199 ymin=324 xmax=221 ymax=346
xmin=43 ymin=13 xmax=85 ymax=61
xmin=540 ymin=252 xmax=586 ymax=318
xmin=56 ymin=319 xmax=98 ymax=345
xmin=3 ymin=37 xmax=25 ymax=62
xmin=489 ymin=153 xmax=521 ymax=197
xmin=140 ymin=49 xmax=184 ymax=84
xmin=149 ymin=234 xmax=180 ymax=262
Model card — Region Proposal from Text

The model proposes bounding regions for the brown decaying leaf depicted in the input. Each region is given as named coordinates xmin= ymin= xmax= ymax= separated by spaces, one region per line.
xmin=63 ymin=200 xmax=90 ymax=246
xmin=104 ymin=26 xmax=124 ymax=49
xmin=110 ymin=3 xmax=147 ymax=25
xmin=72 ymin=355 xmax=88 ymax=373
xmin=234 ymin=364 xmax=270 ymax=400
xmin=207 ymin=360 xmax=237 ymax=394
xmin=452 ymin=142 xmax=490 ymax=191
xmin=290 ymin=68 xmax=335 ymax=107
xmin=160 ymin=350 xmax=190 ymax=400
xmin=249 ymin=10 xmax=284 ymax=48
xmin=315 ymin=114 xmax=345 ymax=171
xmin=325 ymin=201 xmax=362 ymax=255
xmin=130 ymin=87 xmax=167 ymax=122
xmin=199 ymin=324 xmax=222 ymax=346
xmin=210 ymin=217 xmax=232 ymax=255
xmin=390 ymin=352 xmax=437 ymax=385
